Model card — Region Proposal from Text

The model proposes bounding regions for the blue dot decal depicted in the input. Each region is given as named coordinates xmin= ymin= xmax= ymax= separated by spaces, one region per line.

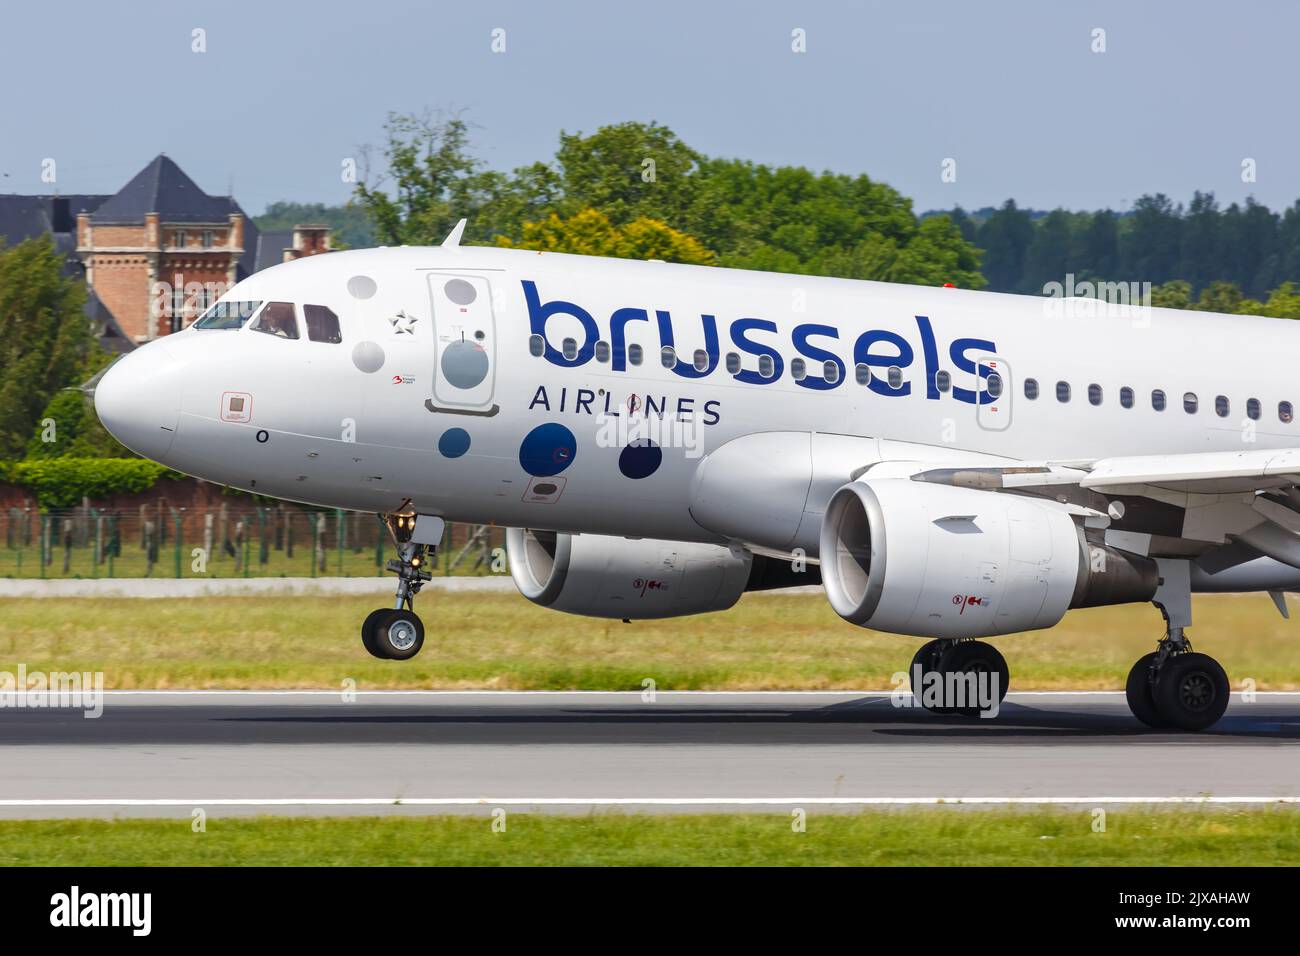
xmin=618 ymin=440 xmax=662 ymax=479
xmin=438 ymin=427 xmax=471 ymax=459
xmin=519 ymin=423 xmax=577 ymax=477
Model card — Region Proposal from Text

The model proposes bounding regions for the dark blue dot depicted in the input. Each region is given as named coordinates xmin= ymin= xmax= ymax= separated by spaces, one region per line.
xmin=618 ymin=440 xmax=662 ymax=479
xmin=438 ymin=427 xmax=471 ymax=458
xmin=519 ymin=423 xmax=577 ymax=477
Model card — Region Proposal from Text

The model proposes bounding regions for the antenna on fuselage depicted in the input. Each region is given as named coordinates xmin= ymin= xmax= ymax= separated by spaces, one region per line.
xmin=441 ymin=218 xmax=467 ymax=248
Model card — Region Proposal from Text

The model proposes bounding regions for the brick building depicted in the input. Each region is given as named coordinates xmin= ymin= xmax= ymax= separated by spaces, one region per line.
xmin=0 ymin=155 xmax=331 ymax=350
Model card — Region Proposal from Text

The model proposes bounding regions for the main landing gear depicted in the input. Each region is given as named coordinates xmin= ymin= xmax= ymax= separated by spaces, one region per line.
xmin=361 ymin=512 xmax=433 ymax=660
xmin=910 ymin=639 xmax=1010 ymax=716
xmin=1123 ymin=560 xmax=1230 ymax=731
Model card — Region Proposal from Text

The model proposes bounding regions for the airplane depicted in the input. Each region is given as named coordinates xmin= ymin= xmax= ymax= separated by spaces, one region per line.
xmin=92 ymin=220 xmax=1300 ymax=732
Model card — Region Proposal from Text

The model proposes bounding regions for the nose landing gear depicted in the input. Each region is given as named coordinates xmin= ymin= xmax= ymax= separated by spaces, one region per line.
xmin=362 ymin=512 xmax=436 ymax=660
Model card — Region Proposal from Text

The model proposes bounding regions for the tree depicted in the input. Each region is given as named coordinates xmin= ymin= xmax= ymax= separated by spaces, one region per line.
xmin=497 ymin=208 xmax=715 ymax=265
xmin=975 ymin=200 xmax=1034 ymax=292
xmin=554 ymin=122 xmax=701 ymax=227
xmin=255 ymin=201 xmax=375 ymax=250
xmin=0 ymin=236 xmax=91 ymax=459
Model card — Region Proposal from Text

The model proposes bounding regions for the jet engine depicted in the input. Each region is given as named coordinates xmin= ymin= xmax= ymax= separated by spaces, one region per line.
xmin=819 ymin=479 xmax=1158 ymax=638
xmin=506 ymin=528 xmax=808 ymax=619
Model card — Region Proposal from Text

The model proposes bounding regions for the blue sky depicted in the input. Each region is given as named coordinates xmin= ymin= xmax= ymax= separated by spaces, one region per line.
xmin=1 ymin=0 xmax=1292 ymax=216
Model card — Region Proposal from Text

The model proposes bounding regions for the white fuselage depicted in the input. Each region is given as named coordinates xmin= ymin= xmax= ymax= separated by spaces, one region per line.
xmin=95 ymin=245 xmax=1300 ymax=549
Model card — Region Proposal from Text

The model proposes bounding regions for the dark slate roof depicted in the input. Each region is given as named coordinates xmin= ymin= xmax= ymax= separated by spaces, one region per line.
xmin=0 ymin=194 xmax=109 ymax=247
xmin=91 ymin=154 xmax=233 ymax=224
xmin=253 ymin=229 xmax=293 ymax=272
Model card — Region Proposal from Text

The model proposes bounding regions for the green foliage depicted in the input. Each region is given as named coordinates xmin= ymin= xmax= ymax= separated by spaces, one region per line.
xmin=6 ymin=457 xmax=173 ymax=509
xmin=254 ymin=201 xmax=375 ymax=250
xmin=0 ymin=236 xmax=92 ymax=459
xmin=497 ymin=207 xmax=715 ymax=264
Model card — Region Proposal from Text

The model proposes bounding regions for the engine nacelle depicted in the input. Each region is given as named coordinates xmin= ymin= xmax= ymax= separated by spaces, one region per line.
xmin=507 ymin=528 xmax=759 ymax=619
xmin=819 ymin=479 xmax=1157 ymax=638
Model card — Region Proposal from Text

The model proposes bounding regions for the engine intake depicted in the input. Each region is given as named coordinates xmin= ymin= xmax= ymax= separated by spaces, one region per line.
xmin=507 ymin=528 xmax=763 ymax=619
xmin=819 ymin=479 xmax=1157 ymax=638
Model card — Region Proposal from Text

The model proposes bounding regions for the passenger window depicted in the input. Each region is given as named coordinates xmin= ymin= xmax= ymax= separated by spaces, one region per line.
xmin=303 ymin=304 xmax=342 ymax=343
xmin=195 ymin=300 xmax=262 ymax=330
xmin=1056 ymin=381 xmax=1071 ymax=403
xmin=1120 ymin=387 xmax=1134 ymax=409
xmin=935 ymin=370 xmax=950 ymax=393
xmin=1024 ymin=378 xmax=1039 ymax=400
xmin=1215 ymin=395 xmax=1230 ymax=418
xmin=693 ymin=349 xmax=710 ymax=372
xmin=758 ymin=354 xmax=775 ymax=378
xmin=562 ymin=338 xmax=578 ymax=361
xmin=725 ymin=352 xmax=741 ymax=374
xmin=1088 ymin=384 xmax=1102 ymax=406
xmin=855 ymin=363 xmax=872 ymax=386
xmin=887 ymin=366 xmax=903 ymax=389
xmin=1281 ymin=401 xmax=1294 ymax=424
xmin=823 ymin=360 xmax=840 ymax=384
xmin=1183 ymin=392 xmax=1198 ymax=414
xmin=528 ymin=334 xmax=545 ymax=357
xmin=1152 ymin=389 xmax=1167 ymax=411
xmin=1247 ymin=398 xmax=1261 ymax=420
xmin=661 ymin=346 xmax=677 ymax=369
xmin=251 ymin=301 xmax=299 ymax=339
xmin=791 ymin=358 xmax=807 ymax=381
xmin=595 ymin=341 xmax=611 ymax=363
xmin=628 ymin=344 xmax=643 ymax=366
xmin=986 ymin=372 xmax=1003 ymax=398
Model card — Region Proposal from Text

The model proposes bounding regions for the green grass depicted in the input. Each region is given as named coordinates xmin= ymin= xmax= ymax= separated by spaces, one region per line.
xmin=1 ymin=591 xmax=1298 ymax=690
xmin=1 ymin=809 xmax=1296 ymax=866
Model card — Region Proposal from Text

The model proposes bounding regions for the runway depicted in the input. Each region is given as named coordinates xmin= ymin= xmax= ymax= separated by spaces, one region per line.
xmin=1 ymin=691 xmax=1298 ymax=817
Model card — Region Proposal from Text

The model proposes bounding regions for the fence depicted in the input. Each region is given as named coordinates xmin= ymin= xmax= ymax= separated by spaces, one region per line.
xmin=0 ymin=505 xmax=507 ymax=579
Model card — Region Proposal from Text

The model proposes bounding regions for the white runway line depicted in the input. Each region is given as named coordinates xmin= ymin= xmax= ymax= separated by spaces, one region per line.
xmin=0 ymin=796 xmax=1296 ymax=807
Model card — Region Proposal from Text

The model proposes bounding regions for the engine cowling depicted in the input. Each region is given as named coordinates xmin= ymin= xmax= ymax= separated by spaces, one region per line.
xmin=819 ymin=479 xmax=1158 ymax=638
xmin=507 ymin=528 xmax=759 ymax=619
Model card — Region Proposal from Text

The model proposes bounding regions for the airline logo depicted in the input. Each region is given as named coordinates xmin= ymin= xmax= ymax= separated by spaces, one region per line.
xmin=522 ymin=280 xmax=1001 ymax=404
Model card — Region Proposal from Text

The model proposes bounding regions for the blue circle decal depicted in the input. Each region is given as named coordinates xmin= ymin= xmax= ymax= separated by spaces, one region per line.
xmin=438 ymin=427 xmax=471 ymax=459
xmin=618 ymin=439 xmax=662 ymax=479
xmin=519 ymin=423 xmax=577 ymax=477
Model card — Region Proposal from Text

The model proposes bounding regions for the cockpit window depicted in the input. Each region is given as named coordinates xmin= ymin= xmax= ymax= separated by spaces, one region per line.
xmin=251 ymin=301 xmax=299 ymax=339
xmin=303 ymin=304 xmax=342 ymax=343
xmin=194 ymin=300 xmax=262 ymax=330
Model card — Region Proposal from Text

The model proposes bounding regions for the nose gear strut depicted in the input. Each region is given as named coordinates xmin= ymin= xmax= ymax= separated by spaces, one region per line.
xmin=360 ymin=511 xmax=435 ymax=660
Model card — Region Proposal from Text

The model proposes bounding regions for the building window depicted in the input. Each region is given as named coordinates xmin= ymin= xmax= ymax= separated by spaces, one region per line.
xmin=202 ymin=230 xmax=215 ymax=249
xmin=1056 ymin=381 xmax=1071 ymax=402
xmin=1247 ymin=398 xmax=1261 ymax=420
xmin=1183 ymin=392 xmax=1198 ymax=414
xmin=1120 ymin=387 xmax=1134 ymax=409
xmin=1088 ymin=384 xmax=1103 ymax=406
xmin=174 ymin=231 xmax=187 ymax=248
xmin=303 ymin=304 xmax=342 ymax=344
xmin=1024 ymin=377 xmax=1039 ymax=399
xmin=1215 ymin=395 xmax=1230 ymax=418
xmin=1152 ymin=389 xmax=1167 ymax=411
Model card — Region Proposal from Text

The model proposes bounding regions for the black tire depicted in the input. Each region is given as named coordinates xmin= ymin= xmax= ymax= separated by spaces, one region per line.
xmin=1153 ymin=652 xmax=1230 ymax=731
xmin=938 ymin=641 xmax=1009 ymax=717
xmin=373 ymin=608 xmax=425 ymax=661
xmin=1125 ymin=652 xmax=1166 ymax=728
xmin=909 ymin=639 xmax=952 ymax=713
xmin=361 ymin=609 xmax=393 ymax=659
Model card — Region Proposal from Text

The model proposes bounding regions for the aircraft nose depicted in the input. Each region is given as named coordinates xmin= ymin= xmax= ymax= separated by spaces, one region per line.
xmin=93 ymin=341 xmax=184 ymax=461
